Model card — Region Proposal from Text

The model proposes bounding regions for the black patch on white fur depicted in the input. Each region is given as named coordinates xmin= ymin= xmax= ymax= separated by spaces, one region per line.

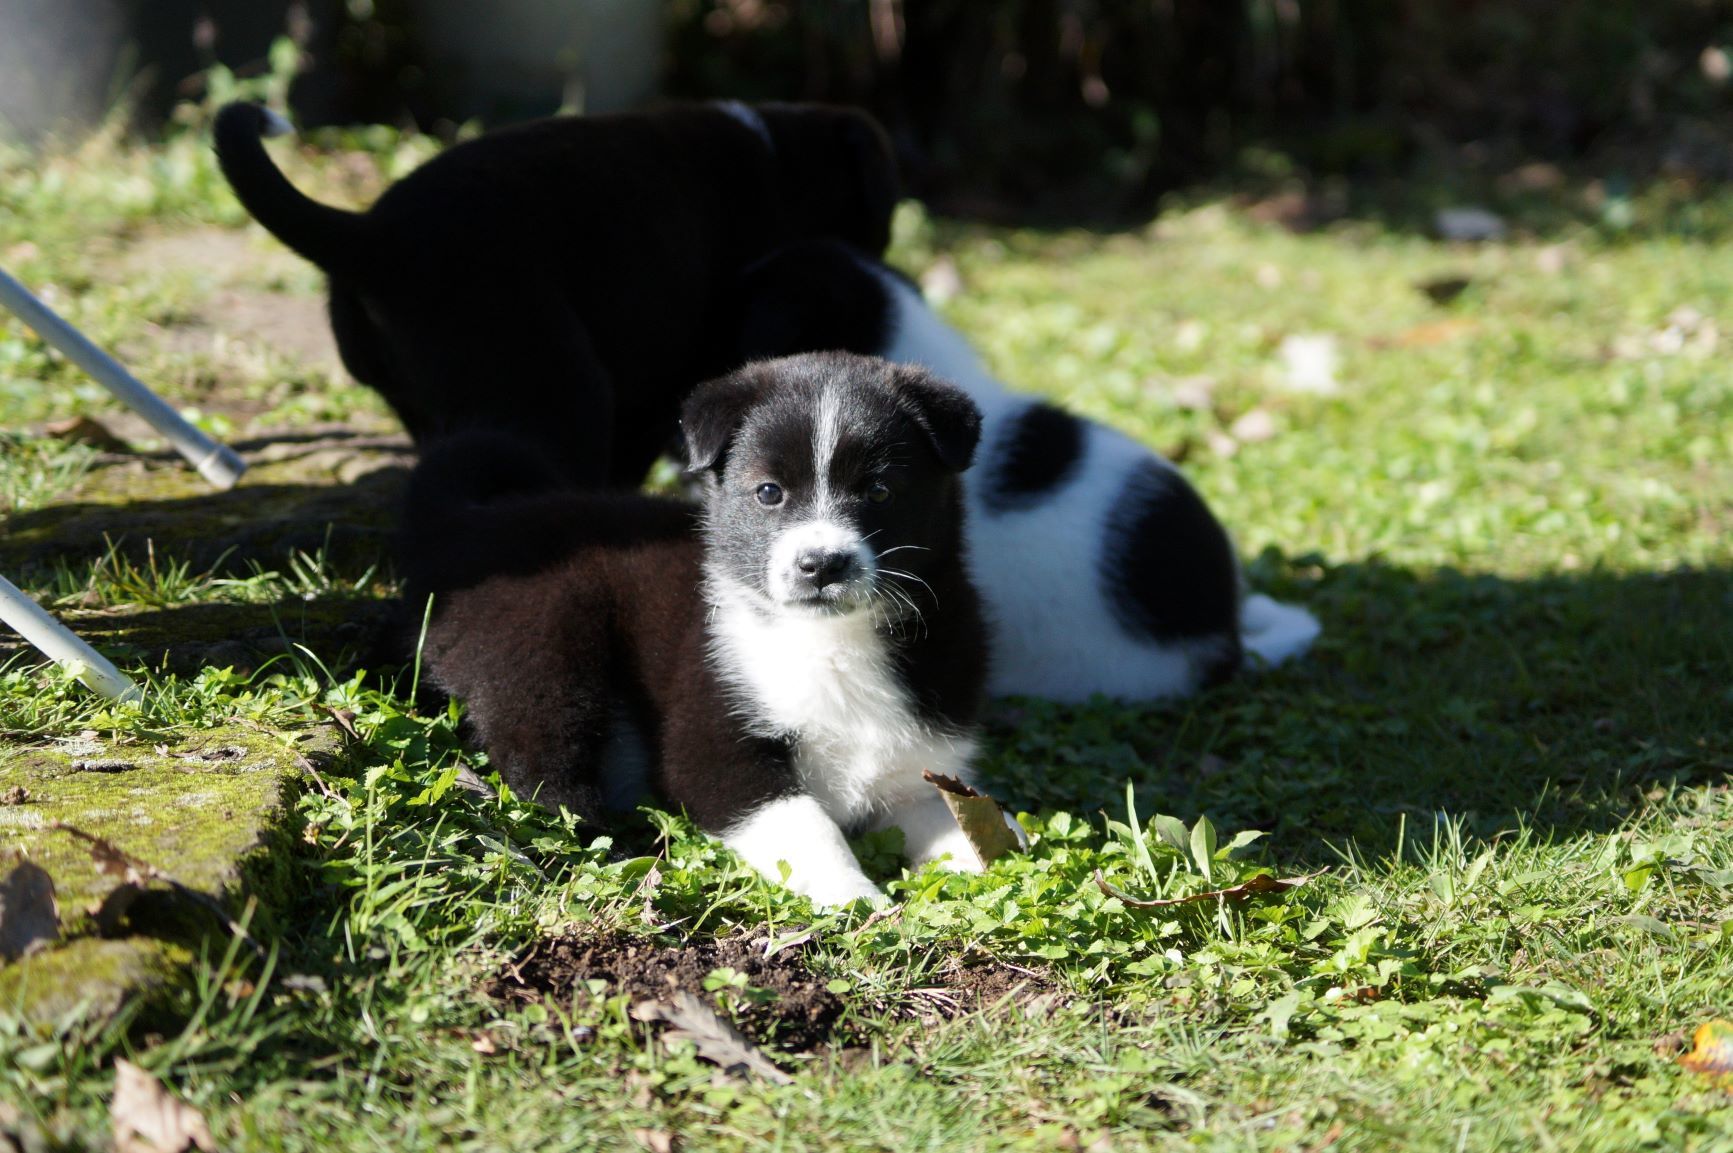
xmin=978 ymin=402 xmax=1085 ymax=512
xmin=1102 ymin=463 xmax=1241 ymax=652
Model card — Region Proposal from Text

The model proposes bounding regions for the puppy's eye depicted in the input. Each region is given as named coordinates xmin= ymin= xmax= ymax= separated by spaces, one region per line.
xmin=866 ymin=481 xmax=893 ymax=505
xmin=756 ymin=482 xmax=784 ymax=507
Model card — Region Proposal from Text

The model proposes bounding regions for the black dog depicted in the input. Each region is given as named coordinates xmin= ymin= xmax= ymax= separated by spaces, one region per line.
xmin=399 ymin=352 xmax=1003 ymax=907
xmin=214 ymin=101 xmax=897 ymax=486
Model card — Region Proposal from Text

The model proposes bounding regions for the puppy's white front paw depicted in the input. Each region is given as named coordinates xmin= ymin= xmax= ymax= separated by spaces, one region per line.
xmin=798 ymin=870 xmax=887 ymax=910
xmin=909 ymin=824 xmax=985 ymax=873
xmin=723 ymin=795 xmax=883 ymax=908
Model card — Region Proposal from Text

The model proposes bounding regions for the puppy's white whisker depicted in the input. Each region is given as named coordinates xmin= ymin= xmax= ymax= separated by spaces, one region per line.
xmin=873 ymin=543 xmax=930 ymax=560
xmin=879 ymin=567 xmax=937 ymax=606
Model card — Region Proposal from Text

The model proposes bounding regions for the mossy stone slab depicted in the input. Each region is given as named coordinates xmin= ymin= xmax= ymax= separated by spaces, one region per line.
xmin=0 ymin=723 xmax=321 ymax=1021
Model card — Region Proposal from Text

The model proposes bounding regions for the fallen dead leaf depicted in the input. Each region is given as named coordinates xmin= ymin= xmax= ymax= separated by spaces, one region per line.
xmin=1 ymin=787 xmax=28 ymax=805
xmin=319 ymin=705 xmax=360 ymax=742
xmin=0 ymin=859 xmax=59 ymax=960
xmin=470 ymin=1032 xmax=497 ymax=1055
xmin=43 ymin=415 xmax=131 ymax=453
xmin=1679 ymin=1019 xmax=1733 ymax=1087
xmin=1228 ymin=409 xmax=1277 ymax=444
xmin=1416 ymin=274 xmax=1472 ymax=305
xmin=110 ymin=1059 xmax=216 ymax=1153
xmin=1095 ymin=869 xmax=1321 ymax=909
xmin=632 ymin=1129 xmax=675 ymax=1153
xmin=1368 ymin=318 xmax=1480 ymax=349
xmin=630 ymin=992 xmax=792 ymax=1085
xmin=922 ymin=771 xmax=1022 ymax=867
xmin=51 ymin=824 xmax=261 ymax=955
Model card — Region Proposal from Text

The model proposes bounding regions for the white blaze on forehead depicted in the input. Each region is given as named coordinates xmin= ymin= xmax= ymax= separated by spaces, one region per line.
xmin=811 ymin=382 xmax=844 ymax=514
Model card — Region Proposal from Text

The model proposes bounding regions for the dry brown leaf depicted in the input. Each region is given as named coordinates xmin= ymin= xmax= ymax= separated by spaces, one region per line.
xmin=0 ymin=859 xmax=59 ymax=960
xmin=319 ymin=705 xmax=361 ymax=742
xmin=1368 ymin=318 xmax=1480 ymax=349
xmin=43 ymin=415 xmax=131 ymax=453
xmin=632 ymin=1129 xmax=675 ymax=1153
xmin=630 ymin=992 xmax=792 ymax=1085
xmin=110 ymin=1059 xmax=216 ymax=1153
xmin=1095 ymin=869 xmax=1321 ymax=909
xmin=51 ymin=824 xmax=261 ymax=955
xmin=922 ymin=771 xmax=1022 ymax=867
xmin=1679 ymin=1019 xmax=1733 ymax=1088
xmin=1416 ymin=275 xmax=1472 ymax=305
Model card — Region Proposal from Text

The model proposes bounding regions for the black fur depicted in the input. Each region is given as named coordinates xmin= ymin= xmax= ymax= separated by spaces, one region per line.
xmin=214 ymin=101 xmax=899 ymax=487
xmin=1103 ymin=461 xmax=1242 ymax=662
xmin=734 ymin=237 xmax=899 ymax=364
xmin=399 ymin=353 xmax=986 ymax=832
xmin=978 ymin=403 xmax=1086 ymax=511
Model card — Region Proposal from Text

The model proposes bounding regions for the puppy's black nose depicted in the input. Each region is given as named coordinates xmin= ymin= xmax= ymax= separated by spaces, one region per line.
xmin=796 ymin=549 xmax=856 ymax=589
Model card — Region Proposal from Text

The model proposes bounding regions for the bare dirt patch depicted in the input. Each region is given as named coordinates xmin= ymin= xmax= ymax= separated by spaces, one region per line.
xmin=487 ymin=929 xmax=847 ymax=1052
xmin=487 ymin=928 xmax=1075 ymax=1055
xmin=114 ymin=227 xmax=341 ymax=371
xmin=903 ymin=955 xmax=1063 ymax=1022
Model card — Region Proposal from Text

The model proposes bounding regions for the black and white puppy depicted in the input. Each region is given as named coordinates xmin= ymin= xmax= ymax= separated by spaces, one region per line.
xmin=214 ymin=101 xmax=897 ymax=488
xmin=731 ymin=240 xmax=1321 ymax=702
xmin=399 ymin=352 xmax=998 ymax=907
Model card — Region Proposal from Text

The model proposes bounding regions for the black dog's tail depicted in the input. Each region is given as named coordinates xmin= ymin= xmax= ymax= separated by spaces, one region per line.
xmin=400 ymin=430 xmax=576 ymax=593
xmin=213 ymin=103 xmax=373 ymax=275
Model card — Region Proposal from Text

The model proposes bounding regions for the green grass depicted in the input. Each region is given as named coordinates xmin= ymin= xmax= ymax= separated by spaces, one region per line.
xmin=1 ymin=112 xmax=1730 ymax=1152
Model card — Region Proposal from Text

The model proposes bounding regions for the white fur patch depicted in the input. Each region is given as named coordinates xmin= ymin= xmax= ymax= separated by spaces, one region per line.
xmin=723 ymin=795 xmax=881 ymax=907
xmin=1240 ymin=593 xmax=1322 ymax=666
xmin=708 ymin=581 xmax=979 ymax=830
xmin=766 ymin=518 xmax=875 ymax=605
xmin=871 ymin=263 xmax=1318 ymax=700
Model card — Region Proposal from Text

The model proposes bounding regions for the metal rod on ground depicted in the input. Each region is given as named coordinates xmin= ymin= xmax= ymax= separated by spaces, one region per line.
xmin=0 ymin=264 xmax=247 ymax=490
xmin=0 ymin=574 xmax=143 ymax=703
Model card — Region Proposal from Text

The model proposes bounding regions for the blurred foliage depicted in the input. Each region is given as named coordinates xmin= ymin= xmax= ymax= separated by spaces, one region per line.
xmin=44 ymin=1 xmax=1733 ymax=224
xmin=663 ymin=0 xmax=1733 ymax=222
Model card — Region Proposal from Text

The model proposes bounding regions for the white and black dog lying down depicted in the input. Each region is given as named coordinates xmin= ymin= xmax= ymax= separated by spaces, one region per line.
xmin=214 ymin=100 xmax=897 ymax=487
xmin=399 ymin=352 xmax=1011 ymax=908
xmin=730 ymin=240 xmax=1321 ymax=701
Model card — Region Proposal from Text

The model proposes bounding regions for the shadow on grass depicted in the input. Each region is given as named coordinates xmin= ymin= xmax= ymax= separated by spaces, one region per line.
xmin=4 ymin=448 xmax=1727 ymax=862
xmin=0 ymin=460 xmax=408 ymax=581
xmin=979 ymin=556 xmax=1732 ymax=861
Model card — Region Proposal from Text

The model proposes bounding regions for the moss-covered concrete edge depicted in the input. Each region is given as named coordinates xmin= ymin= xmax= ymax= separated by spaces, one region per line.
xmin=0 ymin=724 xmax=343 ymax=1024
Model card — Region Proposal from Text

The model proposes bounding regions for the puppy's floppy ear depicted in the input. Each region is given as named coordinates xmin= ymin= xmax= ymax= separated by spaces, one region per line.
xmin=681 ymin=368 xmax=768 ymax=473
xmin=889 ymin=367 xmax=982 ymax=473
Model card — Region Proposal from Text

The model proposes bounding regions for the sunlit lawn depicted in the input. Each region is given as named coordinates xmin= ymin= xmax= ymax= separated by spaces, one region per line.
xmin=1 ymin=117 xmax=1730 ymax=1151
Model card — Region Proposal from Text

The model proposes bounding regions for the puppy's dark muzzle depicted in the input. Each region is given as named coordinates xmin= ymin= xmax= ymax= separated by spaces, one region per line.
xmin=794 ymin=549 xmax=858 ymax=592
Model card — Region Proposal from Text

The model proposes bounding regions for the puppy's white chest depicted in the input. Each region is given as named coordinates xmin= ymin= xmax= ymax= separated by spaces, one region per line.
xmin=710 ymin=604 xmax=973 ymax=824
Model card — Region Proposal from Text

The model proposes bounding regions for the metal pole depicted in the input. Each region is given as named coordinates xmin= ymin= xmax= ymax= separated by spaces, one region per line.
xmin=0 ymin=574 xmax=142 ymax=703
xmin=0 ymin=264 xmax=247 ymax=490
